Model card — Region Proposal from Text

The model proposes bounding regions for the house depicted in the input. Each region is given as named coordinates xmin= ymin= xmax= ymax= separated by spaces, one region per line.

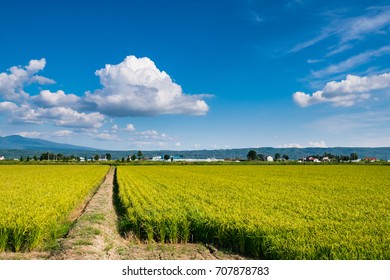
xmin=152 ymin=156 xmax=163 ymax=161
xmin=364 ymin=157 xmax=376 ymax=162
xmin=0 ymin=156 xmax=4 ymax=161
xmin=99 ymin=155 xmax=108 ymax=161
xmin=308 ymin=156 xmax=320 ymax=162
xmin=79 ymin=157 xmax=85 ymax=162
xmin=322 ymin=157 xmax=330 ymax=162
xmin=266 ymin=155 xmax=274 ymax=162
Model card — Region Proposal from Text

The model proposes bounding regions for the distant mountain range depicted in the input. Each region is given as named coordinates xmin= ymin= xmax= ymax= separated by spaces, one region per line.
xmin=0 ymin=135 xmax=389 ymax=160
xmin=0 ymin=135 xmax=97 ymax=151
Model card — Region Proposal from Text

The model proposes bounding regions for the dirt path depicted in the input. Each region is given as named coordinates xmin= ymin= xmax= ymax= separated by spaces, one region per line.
xmin=51 ymin=166 xmax=127 ymax=259
xmin=0 ymin=166 xmax=244 ymax=260
xmin=52 ymin=166 xmax=244 ymax=260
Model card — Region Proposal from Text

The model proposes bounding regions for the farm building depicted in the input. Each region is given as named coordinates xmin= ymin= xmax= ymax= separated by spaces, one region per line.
xmin=266 ymin=155 xmax=274 ymax=162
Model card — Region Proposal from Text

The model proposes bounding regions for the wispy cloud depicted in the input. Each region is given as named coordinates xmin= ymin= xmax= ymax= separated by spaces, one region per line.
xmin=278 ymin=140 xmax=327 ymax=148
xmin=52 ymin=130 xmax=73 ymax=137
xmin=289 ymin=5 xmax=390 ymax=54
xmin=326 ymin=44 xmax=353 ymax=57
xmin=279 ymin=143 xmax=302 ymax=148
xmin=251 ymin=12 xmax=264 ymax=24
xmin=309 ymin=111 xmax=390 ymax=134
xmin=17 ymin=131 xmax=41 ymax=138
xmin=339 ymin=6 xmax=390 ymax=43
xmin=92 ymin=133 xmax=120 ymax=141
xmin=308 ymin=140 xmax=327 ymax=148
xmin=311 ymin=45 xmax=390 ymax=78
xmin=290 ymin=33 xmax=332 ymax=54
xmin=307 ymin=59 xmax=324 ymax=64
xmin=128 ymin=129 xmax=178 ymax=148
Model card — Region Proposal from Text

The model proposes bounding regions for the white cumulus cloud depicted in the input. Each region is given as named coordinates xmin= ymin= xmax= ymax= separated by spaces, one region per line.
xmin=123 ymin=123 xmax=136 ymax=132
xmin=0 ymin=102 xmax=42 ymax=124
xmin=0 ymin=101 xmax=18 ymax=112
xmin=85 ymin=56 xmax=210 ymax=116
xmin=0 ymin=59 xmax=55 ymax=101
xmin=293 ymin=72 xmax=390 ymax=107
xmin=32 ymin=90 xmax=81 ymax=108
xmin=37 ymin=107 xmax=104 ymax=129
xmin=0 ymin=101 xmax=104 ymax=129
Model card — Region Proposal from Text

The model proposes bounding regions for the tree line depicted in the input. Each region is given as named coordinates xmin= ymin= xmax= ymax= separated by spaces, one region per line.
xmin=246 ymin=150 xmax=289 ymax=161
xmin=246 ymin=150 xmax=359 ymax=162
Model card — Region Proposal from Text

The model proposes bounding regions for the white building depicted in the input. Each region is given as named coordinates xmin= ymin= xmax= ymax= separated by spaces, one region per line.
xmin=99 ymin=155 xmax=108 ymax=161
xmin=151 ymin=156 xmax=163 ymax=161
xmin=266 ymin=155 xmax=274 ymax=162
xmin=0 ymin=156 xmax=4 ymax=160
xmin=172 ymin=158 xmax=224 ymax=162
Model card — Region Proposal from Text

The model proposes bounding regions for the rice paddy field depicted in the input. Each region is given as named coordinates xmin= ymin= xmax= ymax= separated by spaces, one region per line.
xmin=0 ymin=165 xmax=109 ymax=252
xmin=116 ymin=165 xmax=390 ymax=259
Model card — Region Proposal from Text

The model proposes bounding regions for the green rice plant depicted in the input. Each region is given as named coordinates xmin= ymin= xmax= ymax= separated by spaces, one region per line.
xmin=0 ymin=228 xmax=8 ymax=252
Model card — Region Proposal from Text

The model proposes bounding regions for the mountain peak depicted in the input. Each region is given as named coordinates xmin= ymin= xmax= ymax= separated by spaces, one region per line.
xmin=0 ymin=135 xmax=97 ymax=151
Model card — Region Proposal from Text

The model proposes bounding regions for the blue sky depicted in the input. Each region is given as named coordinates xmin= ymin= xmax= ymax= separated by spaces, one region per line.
xmin=0 ymin=0 xmax=389 ymax=150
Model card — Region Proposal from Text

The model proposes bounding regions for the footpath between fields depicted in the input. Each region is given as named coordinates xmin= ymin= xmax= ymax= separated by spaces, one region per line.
xmin=52 ymin=166 xmax=244 ymax=260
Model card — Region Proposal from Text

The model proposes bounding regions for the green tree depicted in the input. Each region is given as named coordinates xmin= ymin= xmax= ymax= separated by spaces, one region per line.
xmin=164 ymin=154 xmax=170 ymax=160
xmin=106 ymin=153 xmax=112 ymax=161
xmin=137 ymin=150 xmax=143 ymax=160
xmin=258 ymin=154 xmax=264 ymax=161
xmin=94 ymin=154 xmax=100 ymax=161
xmin=274 ymin=153 xmax=281 ymax=161
xmin=282 ymin=154 xmax=289 ymax=160
xmin=350 ymin=153 xmax=358 ymax=161
xmin=56 ymin=154 xmax=64 ymax=161
xmin=131 ymin=154 xmax=136 ymax=161
xmin=247 ymin=150 xmax=257 ymax=160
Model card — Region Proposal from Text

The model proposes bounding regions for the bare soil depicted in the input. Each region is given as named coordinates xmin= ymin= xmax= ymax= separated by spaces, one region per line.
xmin=0 ymin=166 xmax=245 ymax=260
